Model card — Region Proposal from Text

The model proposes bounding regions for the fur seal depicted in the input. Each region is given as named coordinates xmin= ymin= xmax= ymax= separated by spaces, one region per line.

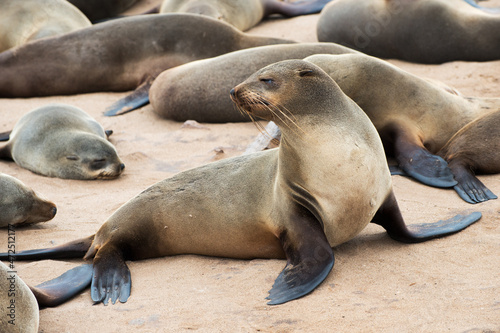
xmin=0 ymin=0 xmax=91 ymax=52
xmin=0 ymin=104 xmax=125 ymax=180
xmin=146 ymin=43 xmax=358 ymax=122
xmin=0 ymin=13 xmax=292 ymax=98
xmin=0 ymin=60 xmax=481 ymax=307
xmin=159 ymin=0 xmax=333 ymax=31
xmin=0 ymin=173 xmax=57 ymax=227
xmin=316 ymin=0 xmax=500 ymax=63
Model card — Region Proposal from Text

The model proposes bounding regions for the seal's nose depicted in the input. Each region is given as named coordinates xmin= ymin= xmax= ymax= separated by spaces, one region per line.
xmin=51 ymin=206 xmax=57 ymax=217
xmin=120 ymin=163 xmax=125 ymax=171
xmin=230 ymin=88 xmax=236 ymax=98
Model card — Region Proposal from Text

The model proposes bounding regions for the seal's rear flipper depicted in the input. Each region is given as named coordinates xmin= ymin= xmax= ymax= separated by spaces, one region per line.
xmin=0 ymin=235 xmax=95 ymax=261
xmin=0 ymin=131 xmax=11 ymax=141
xmin=267 ymin=207 xmax=334 ymax=305
xmin=450 ymin=164 xmax=497 ymax=204
xmin=30 ymin=264 xmax=93 ymax=307
xmin=104 ymin=78 xmax=153 ymax=116
xmin=90 ymin=245 xmax=131 ymax=305
xmin=372 ymin=191 xmax=481 ymax=243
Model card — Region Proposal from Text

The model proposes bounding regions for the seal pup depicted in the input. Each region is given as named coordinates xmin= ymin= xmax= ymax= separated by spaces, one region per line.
xmin=0 ymin=60 xmax=481 ymax=306
xmin=0 ymin=0 xmax=91 ymax=52
xmin=0 ymin=173 xmax=57 ymax=227
xmin=0 ymin=104 xmax=125 ymax=180
xmin=316 ymin=0 xmax=500 ymax=63
xmin=144 ymin=42 xmax=358 ymax=121
xmin=160 ymin=0 xmax=333 ymax=31
xmin=0 ymin=14 xmax=292 ymax=98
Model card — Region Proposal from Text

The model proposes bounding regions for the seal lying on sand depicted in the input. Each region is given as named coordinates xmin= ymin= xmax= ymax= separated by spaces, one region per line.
xmin=0 ymin=173 xmax=57 ymax=227
xmin=0 ymin=104 xmax=124 ymax=180
xmin=0 ymin=0 xmax=91 ymax=52
xmin=160 ymin=0 xmax=333 ymax=31
xmin=108 ymin=42 xmax=357 ymax=118
xmin=0 ymin=14 xmax=292 ymax=98
xmin=0 ymin=60 xmax=481 ymax=307
xmin=316 ymin=0 xmax=500 ymax=63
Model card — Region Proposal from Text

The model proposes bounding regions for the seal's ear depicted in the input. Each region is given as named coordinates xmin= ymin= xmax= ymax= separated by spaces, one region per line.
xmin=299 ymin=69 xmax=314 ymax=77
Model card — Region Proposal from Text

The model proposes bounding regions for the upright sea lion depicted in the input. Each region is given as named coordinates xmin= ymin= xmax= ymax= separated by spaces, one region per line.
xmin=0 ymin=173 xmax=57 ymax=227
xmin=159 ymin=0 xmax=333 ymax=31
xmin=0 ymin=104 xmax=125 ymax=180
xmin=0 ymin=0 xmax=91 ymax=52
xmin=316 ymin=0 xmax=500 ymax=63
xmin=0 ymin=14 xmax=293 ymax=98
xmin=0 ymin=60 xmax=480 ymax=307
xmin=146 ymin=43 xmax=358 ymax=122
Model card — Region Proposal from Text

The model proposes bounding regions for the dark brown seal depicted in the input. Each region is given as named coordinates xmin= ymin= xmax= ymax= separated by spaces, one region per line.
xmin=0 ymin=60 xmax=480 ymax=308
xmin=0 ymin=14 xmax=293 ymax=98
xmin=316 ymin=0 xmax=500 ymax=63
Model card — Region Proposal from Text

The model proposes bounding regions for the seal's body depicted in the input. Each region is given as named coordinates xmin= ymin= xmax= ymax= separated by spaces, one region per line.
xmin=317 ymin=0 xmax=500 ymax=63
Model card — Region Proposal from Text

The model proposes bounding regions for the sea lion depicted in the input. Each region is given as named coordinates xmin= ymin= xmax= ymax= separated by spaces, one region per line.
xmin=145 ymin=43 xmax=358 ymax=122
xmin=0 ymin=261 xmax=93 ymax=332
xmin=316 ymin=0 xmax=500 ymax=64
xmin=0 ymin=104 xmax=125 ymax=180
xmin=159 ymin=0 xmax=333 ymax=31
xmin=0 ymin=0 xmax=91 ymax=52
xmin=0 ymin=13 xmax=293 ymax=98
xmin=68 ymin=0 xmax=139 ymax=22
xmin=0 ymin=173 xmax=57 ymax=227
xmin=0 ymin=60 xmax=480 ymax=307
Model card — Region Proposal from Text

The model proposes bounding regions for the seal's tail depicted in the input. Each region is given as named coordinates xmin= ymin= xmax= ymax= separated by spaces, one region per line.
xmin=30 ymin=264 xmax=93 ymax=308
xmin=0 ymin=235 xmax=95 ymax=261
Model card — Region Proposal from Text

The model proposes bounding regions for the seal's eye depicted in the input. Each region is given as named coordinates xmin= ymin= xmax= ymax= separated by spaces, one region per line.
xmin=91 ymin=159 xmax=107 ymax=170
xmin=260 ymin=78 xmax=274 ymax=85
xmin=66 ymin=156 xmax=79 ymax=161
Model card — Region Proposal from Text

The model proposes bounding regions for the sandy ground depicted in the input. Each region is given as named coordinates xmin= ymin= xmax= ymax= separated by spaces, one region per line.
xmin=1 ymin=1 xmax=499 ymax=332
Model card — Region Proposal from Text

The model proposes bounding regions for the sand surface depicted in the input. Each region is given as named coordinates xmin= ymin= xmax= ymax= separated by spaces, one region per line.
xmin=0 ymin=1 xmax=499 ymax=332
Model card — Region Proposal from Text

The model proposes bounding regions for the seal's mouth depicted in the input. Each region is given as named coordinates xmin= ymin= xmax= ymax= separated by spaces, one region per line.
xmin=95 ymin=163 xmax=125 ymax=180
xmin=230 ymin=87 xmax=269 ymax=115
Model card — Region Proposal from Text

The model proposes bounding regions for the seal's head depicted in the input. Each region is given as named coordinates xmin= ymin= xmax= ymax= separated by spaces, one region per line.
xmin=0 ymin=173 xmax=57 ymax=227
xmin=230 ymin=60 xmax=338 ymax=126
xmin=56 ymin=133 xmax=125 ymax=180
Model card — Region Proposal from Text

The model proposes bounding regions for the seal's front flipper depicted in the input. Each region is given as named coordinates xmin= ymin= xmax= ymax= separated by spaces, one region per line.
xmin=451 ymin=166 xmax=497 ymax=204
xmin=104 ymin=78 xmax=153 ymax=116
xmin=30 ymin=264 xmax=93 ymax=307
xmin=90 ymin=245 xmax=131 ymax=305
xmin=267 ymin=207 xmax=334 ymax=305
xmin=0 ymin=235 xmax=95 ymax=261
xmin=372 ymin=191 xmax=481 ymax=243
xmin=389 ymin=122 xmax=457 ymax=188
